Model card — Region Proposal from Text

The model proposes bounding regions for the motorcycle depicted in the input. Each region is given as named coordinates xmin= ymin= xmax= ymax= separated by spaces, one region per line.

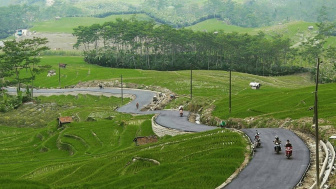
xmin=285 ymin=146 xmax=292 ymax=158
xmin=252 ymin=140 xmax=258 ymax=152
xmin=254 ymin=131 xmax=261 ymax=148
xmin=274 ymin=142 xmax=281 ymax=154
xmin=179 ymin=110 xmax=183 ymax=117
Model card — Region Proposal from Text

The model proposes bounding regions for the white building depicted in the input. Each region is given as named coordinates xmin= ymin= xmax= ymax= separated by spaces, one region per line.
xmin=16 ymin=29 xmax=28 ymax=37
xmin=249 ymin=82 xmax=261 ymax=89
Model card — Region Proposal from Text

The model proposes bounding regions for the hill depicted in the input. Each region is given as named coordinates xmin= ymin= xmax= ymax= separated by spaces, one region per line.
xmin=1 ymin=56 xmax=336 ymax=188
xmin=30 ymin=14 xmax=152 ymax=33
xmin=1 ymin=0 xmax=336 ymax=29
xmin=25 ymin=16 xmax=336 ymax=51
xmin=0 ymin=68 xmax=247 ymax=187
xmin=11 ymin=56 xmax=336 ymax=127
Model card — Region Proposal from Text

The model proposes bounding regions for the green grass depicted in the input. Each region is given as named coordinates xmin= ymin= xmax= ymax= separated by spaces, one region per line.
xmin=0 ymin=179 xmax=50 ymax=189
xmin=2 ymin=55 xmax=336 ymax=188
xmin=187 ymin=18 xmax=256 ymax=33
xmin=0 ymin=102 xmax=245 ymax=188
xmin=0 ymin=90 xmax=247 ymax=188
xmin=0 ymin=92 xmax=129 ymax=127
xmin=8 ymin=56 xmax=336 ymax=128
xmin=213 ymin=83 xmax=336 ymax=119
xmin=188 ymin=19 xmax=321 ymax=46
xmin=14 ymin=56 xmax=336 ymax=124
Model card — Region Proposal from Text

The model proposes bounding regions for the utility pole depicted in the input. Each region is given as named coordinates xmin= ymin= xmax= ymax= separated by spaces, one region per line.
xmin=229 ymin=68 xmax=232 ymax=113
xmin=31 ymin=76 xmax=34 ymax=98
xmin=190 ymin=62 xmax=192 ymax=100
xmin=121 ymin=74 xmax=123 ymax=105
xmin=314 ymin=58 xmax=321 ymax=189
xmin=58 ymin=63 xmax=61 ymax=88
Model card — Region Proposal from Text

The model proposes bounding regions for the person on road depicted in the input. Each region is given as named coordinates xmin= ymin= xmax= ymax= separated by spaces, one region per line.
xmin=98 ymin=83 xmax=103 ymax=89
xmin=255 ymin=130 xmax=260 ymax=140
xmin=136 ymin=102 xmax=139 ymax=109
xmin=285 ymin=140 xmax=292 ymax=147
xmin=179 ymin=106 xmax=183 ymax=117
xmin=273 ymin=136 xmax=281 ymax=151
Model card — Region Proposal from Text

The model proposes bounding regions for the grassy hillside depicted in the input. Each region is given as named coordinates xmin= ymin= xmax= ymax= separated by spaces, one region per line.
xmin=187 ymin=19 xmax=256 ymax=33
xmin=29 ymin=15 xmax=335 ymax=48
xmin=188 ymin=19 xmax=336 ymax=47
xmin=2 ymin=54 xmax=336 ymax=187
xmin=30 ymin=14 xmax=152 ymax=33
xmin=0 ymin=93 xmax=245 ymax=188
xmin=13 ymin=56 xmax=336 ymax=127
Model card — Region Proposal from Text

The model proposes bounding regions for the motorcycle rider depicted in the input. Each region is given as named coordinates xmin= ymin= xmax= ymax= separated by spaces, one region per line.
xmin=273 ymin=136 xmax=281 ymax=152
xmin=255 ymin=130 xmax=260 ymax=140
xmin=285 ymin=139 xmax=293 ymax=158
xmin=285 ymin=140 xmax=292 ymax=147
xmin=179 ymin=106 xmax=183 ymax=117
xmin=179 ymin=109 xmax=183 ymax=117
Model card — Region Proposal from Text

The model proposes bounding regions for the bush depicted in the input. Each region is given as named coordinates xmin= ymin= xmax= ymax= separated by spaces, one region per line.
xmin=0 ymin=89 xmax=33 ymax=112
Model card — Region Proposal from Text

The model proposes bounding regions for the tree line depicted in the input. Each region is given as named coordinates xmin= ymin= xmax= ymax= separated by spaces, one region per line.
xmin=73 ymin=18 xmax=307 ymax=76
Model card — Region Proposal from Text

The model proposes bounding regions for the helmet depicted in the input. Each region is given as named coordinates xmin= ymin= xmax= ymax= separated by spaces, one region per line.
xmin=275 ymin=136 xmax=279 ymax=140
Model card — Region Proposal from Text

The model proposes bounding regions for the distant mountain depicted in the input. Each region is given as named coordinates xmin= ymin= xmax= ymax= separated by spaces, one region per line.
xmin=1 ymin=0 xmax=335 ymax=28
xmin=0 ymin=0 xmax=335 ymax=39
xmin=0 ymin=0 xmax=45 ymax=6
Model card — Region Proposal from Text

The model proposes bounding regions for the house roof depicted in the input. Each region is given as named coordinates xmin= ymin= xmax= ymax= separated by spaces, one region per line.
xmin=59 ymin=116 xmax=73 ymax=124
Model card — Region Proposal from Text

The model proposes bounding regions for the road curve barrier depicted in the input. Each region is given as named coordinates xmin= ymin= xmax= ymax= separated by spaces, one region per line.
xmin=310 ymin=140 xmax=335 ymax=189
xmin=321 ymin=141 xmax=335 ymax=188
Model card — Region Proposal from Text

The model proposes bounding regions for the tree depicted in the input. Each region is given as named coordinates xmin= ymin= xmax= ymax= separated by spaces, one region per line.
xmin=73 ymin=18 xmax=300 ymax=76
xmin=1 ymin=37 xmax=49 ymax=97
xmin=0 ymin=51 xmax=13 ymax=91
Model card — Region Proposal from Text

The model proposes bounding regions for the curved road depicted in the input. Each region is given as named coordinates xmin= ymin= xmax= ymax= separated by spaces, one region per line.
xmin=5 ymin=87 xmax=310 ymax=188
xmin=224 ymin=128 xmax=310 ymax=189
xmin=5 ymin=87 xmax=217 ymax=132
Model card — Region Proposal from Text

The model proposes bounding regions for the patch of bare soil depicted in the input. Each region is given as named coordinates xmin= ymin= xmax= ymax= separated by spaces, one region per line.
xmin=17 ymin=32 xmax=81 ymax=51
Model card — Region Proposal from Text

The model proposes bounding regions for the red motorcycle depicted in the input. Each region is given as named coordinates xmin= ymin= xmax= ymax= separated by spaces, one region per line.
xmin=285 ymin=146 xmax=292 ymax=159
xmin=179 ymin=110 xmax=183 ymax=117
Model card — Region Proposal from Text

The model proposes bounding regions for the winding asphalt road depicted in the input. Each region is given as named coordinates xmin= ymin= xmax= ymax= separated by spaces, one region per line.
xmin=5 ymin=87 xmax=310 ymax=188
xmin=224 ymin=128 xmax=310 ymax=189
xmin=5 ymin=87 xmax=216 ymax=132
